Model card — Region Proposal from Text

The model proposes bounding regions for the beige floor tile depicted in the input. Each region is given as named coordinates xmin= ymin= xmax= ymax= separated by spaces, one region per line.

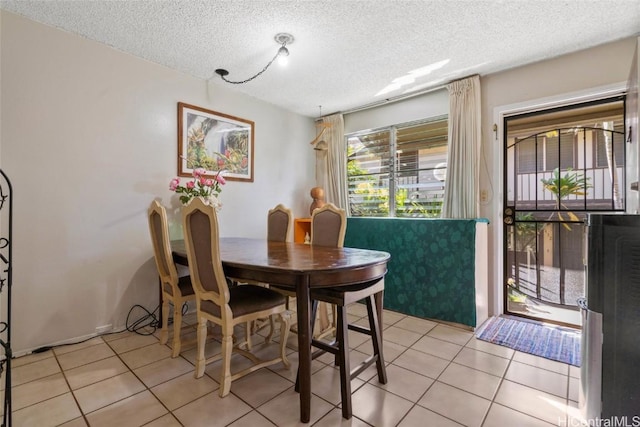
xmin=85 ymin=390 xmax=167 ymax=427
xmin=227 ymin=410 xmax=278 ymax=427
xmin=133 ymin=355 xmax=194 ymax=388
xmin=356 ymin=338 xmax=406 ymax=363
xmin=427 ymin=324 xmax=474 ymax=346
xmin=173 ymin=391 xmax=252 ymax=427
xmin=494 ymin=380 xmax=569 ymax=425
xmin=7 ymin=313 xmax=579 ymax=427
xmin=144 ymin=413 xmax=183 ymax=427
xmin=64 ymin=356 xmax=129 ymax=390
xmin=565 ymin=399 xmax=585 ymax=427
xmin=377 ymin=364 xmax=434 ymax=402
xmin=74 ymin=371 xmax=145 ymax=414
xmin=56 ymin=343 xmax=115 ymax=371
xmin=398 ymin=405 xmax=463 ymax=427
xmin=513 ymin=351 xmax=569 ymax=375
xmin=569 ymin=364 xmax=580 ymax=379
xmin=483 ymin=403 xmax=554 ymax=427
xmin=465 ymin=337 xmax=515 ymax=359
xmin=452 ymin=347 xmax=510 ymax=377
xmin=59 ymin=417 xmax=88 ymax=427
xmin=383 ymin=325 xmax=423 ymax=347
xmin=568 ymin=376 xmax=579 ymax=402
xmin=12 ymin=356 xmax=61 ymax=386
xmin=12 ymin=349 xmax=55 ymax=368
xmin=505 ymin=361 xmax=568 ymax=398
xmin=394 ymin=316 xmax=438 ymax=334
xmin=12 ymin=372 xmax=69 ymax=411
xmin=439 ymin=363 xmax=501 ymax=400
xmin=230 ymin=368 xmax=293 ymax=407
xmin=351 ymin=383 xmax=413 ymax=427
xmin=267 ymin=350 xmax=326 ymax=382
xmin=13 ymin=393 xmax=81 ymax=427
xmin=411 ymin=335 xmax=463 ymax=361
xmin=151 ymin=371 xmax=218 ymax=410
xmin=393 ymin=348 xmax=450 ymax=379
xmin=107 ymin=332 xmax=159 ymax=353
xmin=204 ymin=352 xmax=267 ymax=385
xmin=54 ymin=337 xmax=104 ymax=356
xmin=102 ymin=329 xmax=146 ymax=342
xmin=181 ymin=337 xmax=224 ymax=365
xmin=346 ymin=303 xmax=369 ymax=318
xmin=310 ymin=364 xmax=365 ymax=405
xmin=349 ymin=349 xmax=385 ymax=382
xmin=119 ymin=343 xmax=173 ymax=370
xmin=418 ymin=381 xmax=491 ymax=427
xmin=381 ymin=309 xmax=406 ymax=326
xmin=313 ymin=408 xmax=372 ymax=427
xmin=257 ymin=387 xmax=333 ymax=426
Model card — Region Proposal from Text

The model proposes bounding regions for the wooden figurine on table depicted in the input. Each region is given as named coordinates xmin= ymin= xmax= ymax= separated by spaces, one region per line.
xmin=309 ymin=187 xmax=326 ymax=215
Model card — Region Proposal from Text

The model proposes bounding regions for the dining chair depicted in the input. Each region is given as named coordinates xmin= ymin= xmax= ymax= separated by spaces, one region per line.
xmin=182 ymin=197 xmax=291 ymax=397
xmin=310 ymin=203 xmax=346 ymax=338
xmin=247 ymin=203 xmax=294 ymax=343
xmin=267 ymin=203 xmax=292 ymax=242
xmin=299 ymin=203 xmax=387 ymax=419
xmin=147 ymin=200 xmax=196 ymax=358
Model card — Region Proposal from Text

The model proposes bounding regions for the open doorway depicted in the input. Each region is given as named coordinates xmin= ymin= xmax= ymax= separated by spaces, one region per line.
xmin=503 ymin=97 xmax=625 ymax=328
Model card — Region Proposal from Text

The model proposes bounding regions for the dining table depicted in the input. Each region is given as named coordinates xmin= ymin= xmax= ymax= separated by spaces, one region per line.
xmin=170 ymin=237 xmax=390 ymax=423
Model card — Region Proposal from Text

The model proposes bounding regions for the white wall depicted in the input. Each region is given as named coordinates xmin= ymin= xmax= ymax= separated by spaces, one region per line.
xmin=344 ymin=88 xmax=449 ymax=133
xmin=0 ymin=11 xmax=315 ymax=354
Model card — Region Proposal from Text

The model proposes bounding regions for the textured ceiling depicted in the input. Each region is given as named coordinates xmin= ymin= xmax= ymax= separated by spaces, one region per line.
xmin=2 ymin=0 xmax=639 ymax=117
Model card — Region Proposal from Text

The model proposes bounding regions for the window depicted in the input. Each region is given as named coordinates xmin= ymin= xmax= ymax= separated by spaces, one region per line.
xmin=516 ymin=132 xmax=575 ymax=174
xmin=347 ymin=117 xmax=448 ymax=217
xmin=594 ymin=125 xmax=625 ymax=168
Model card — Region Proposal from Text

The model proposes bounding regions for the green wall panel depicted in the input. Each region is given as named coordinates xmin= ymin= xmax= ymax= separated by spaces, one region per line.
xmin=345 ymin=217 xmax=485 ymax=327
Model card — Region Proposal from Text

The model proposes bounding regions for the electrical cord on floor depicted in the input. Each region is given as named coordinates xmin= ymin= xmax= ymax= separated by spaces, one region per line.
xmin=125 ymin=302 xmax=190 ymax=336
xmin=126 ymin=304 xmax=161 ymax=335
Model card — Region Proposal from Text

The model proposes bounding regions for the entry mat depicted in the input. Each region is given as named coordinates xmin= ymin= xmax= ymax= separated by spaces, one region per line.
xmin=476 ymin=316 xmax=581 ymax=366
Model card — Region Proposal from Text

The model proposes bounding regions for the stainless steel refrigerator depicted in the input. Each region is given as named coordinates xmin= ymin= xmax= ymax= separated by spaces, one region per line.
xmin=580 ymin=214 xmax=640 ymax=419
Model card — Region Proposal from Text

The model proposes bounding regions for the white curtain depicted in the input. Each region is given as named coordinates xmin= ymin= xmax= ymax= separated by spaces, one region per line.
xmin=318 ymin=113 xmax=348 ymax=209
xmin=441 ymin=75 xmax=481 ymax=218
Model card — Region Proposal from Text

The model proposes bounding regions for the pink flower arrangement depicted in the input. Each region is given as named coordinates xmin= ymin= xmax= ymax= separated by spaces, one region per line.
xmin=169 ymin=168 xmax=226 ymax=208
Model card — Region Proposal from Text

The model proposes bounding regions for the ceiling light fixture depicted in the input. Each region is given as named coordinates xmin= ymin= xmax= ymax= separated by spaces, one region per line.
xmin=214 ymin=33 xmax=294 ymax=85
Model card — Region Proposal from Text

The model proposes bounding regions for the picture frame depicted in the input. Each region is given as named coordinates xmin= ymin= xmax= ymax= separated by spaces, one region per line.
xmin=178 ymin=102 xmax=254 ymax=182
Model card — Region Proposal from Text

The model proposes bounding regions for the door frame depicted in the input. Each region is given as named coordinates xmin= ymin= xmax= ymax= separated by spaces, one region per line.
xmin=490 ymin=82 xmax=627 ymax=317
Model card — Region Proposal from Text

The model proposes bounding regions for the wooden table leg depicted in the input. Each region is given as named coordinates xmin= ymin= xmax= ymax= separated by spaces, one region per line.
xmin=296 ymin=276 xmax=311 ymax=423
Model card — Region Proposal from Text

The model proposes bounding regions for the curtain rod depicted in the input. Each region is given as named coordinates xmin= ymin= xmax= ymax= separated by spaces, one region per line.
xmin=323 ymin=74 xmax=480 ymax=118
xmin=329 ymin=83 xmax=447 ymax=117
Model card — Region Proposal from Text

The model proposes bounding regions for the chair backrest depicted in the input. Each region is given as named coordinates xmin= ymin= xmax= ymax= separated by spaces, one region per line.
xmin=267 ymin=204 xmax=292 ymax=242
xmin=148 ymin=200 xmax=179 ymax=295
xmin=182 ymin=197 xmax=230 ymax=308
xmin=310 ymin=203 xmax=346 ymax=248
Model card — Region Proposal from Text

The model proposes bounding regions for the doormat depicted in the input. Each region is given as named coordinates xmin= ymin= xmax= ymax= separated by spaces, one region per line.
xmin=476 ymin=316 xmax=581 ymax=366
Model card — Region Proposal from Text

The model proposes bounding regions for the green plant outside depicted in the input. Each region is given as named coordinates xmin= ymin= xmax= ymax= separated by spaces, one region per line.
xmin=348 ymin=146 xmax=442 ymax=217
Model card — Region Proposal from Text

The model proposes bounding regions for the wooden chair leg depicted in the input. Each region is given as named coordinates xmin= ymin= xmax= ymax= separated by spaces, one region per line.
xmin=171 ymin=301 xmax=183 ymax=358
xmin=245 ymin=321 xmax=253 ymax=350
xmin=367 ymin=294 xmax=387 ymax=384
xmin=279 ymin=311 xmax=291 ymax=368
xmin=194 ymin=316 xmax=207 ymax=378
xmin=159 ymin=296 xmax=170 ymax=345
xmin=219 ymin=325 xmax=234 ymax=397
xmin=337 ymin=305 xmax=352 ymax=419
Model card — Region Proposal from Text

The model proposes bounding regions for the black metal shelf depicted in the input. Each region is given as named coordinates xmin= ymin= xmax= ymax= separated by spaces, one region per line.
xmin=1 ymin=169 xmax=13 ymax=427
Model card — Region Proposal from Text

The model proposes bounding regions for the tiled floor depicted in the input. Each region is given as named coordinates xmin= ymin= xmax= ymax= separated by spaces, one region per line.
xmin=5 ymin=305 xmax=583 ymax=426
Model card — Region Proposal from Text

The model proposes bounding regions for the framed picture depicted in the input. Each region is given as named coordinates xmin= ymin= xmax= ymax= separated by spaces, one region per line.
xmin=178 ymin=102 xmax=254 ymax=182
